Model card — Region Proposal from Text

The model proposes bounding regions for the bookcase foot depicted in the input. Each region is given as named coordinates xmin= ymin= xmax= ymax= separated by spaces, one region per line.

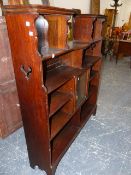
xmin=46 ymin=167 xmax=57 ymax=175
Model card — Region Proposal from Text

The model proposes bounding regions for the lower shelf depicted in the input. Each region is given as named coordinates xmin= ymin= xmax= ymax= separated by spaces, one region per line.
xmin=50 ymin=111 xmax=72 ymax=140
xmin=51 ymin=122 xmax=79 ymax=166
xmin=81 ymin=102 xmax=96 ymax=125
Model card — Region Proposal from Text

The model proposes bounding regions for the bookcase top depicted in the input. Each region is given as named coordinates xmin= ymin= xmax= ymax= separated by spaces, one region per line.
xmin=3 ymin=5 xmax=79 ymax=15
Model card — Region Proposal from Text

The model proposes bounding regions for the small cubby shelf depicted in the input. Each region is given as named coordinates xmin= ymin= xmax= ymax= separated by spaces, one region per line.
xmin=4 ymin=5 xmax=105 ymax=175
xmin=49 ymin=91 xmax=71 ymax=117
xmin=50 ymin=109 xmax=72 ymax=141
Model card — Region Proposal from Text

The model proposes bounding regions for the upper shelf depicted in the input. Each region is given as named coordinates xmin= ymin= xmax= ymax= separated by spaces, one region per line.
xmin=41 ymin=40 xmax=102 ymax=61
xmin=41 ymin=40 xmax=97 ymax=61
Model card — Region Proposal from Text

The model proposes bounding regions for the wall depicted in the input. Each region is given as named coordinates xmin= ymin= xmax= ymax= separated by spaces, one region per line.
xmin=0 ymin=0 xmax=131 ymax=27
xmin=100 ymin=0 xmax=131 ymax=27
xmin=53 ymin=0 xmax=90 ymax=14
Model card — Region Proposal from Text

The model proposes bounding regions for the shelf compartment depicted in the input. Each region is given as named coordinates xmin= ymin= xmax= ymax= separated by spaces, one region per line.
xmin=50 ymin=109 xmax=72 ymax=141
xmin=51 ymin=122 xmax=79 ymax=165
xmin=81 ymin=102 xmax=96 ymax=124
xmin=45 ymin=66 xmax=85 ymax=94
xmin=83 ymin=55 xmax=101 ymax=68
xmin=49 ymin=91 xmax=71 ymax=117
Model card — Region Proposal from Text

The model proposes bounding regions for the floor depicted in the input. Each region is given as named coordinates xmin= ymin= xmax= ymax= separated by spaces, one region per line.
xmin=0 ymin=58 xmax=131 ymax=175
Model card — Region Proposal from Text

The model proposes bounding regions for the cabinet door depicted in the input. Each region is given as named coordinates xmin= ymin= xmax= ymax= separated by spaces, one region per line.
xmin=76 ymin=72 xmax=87 ymax=107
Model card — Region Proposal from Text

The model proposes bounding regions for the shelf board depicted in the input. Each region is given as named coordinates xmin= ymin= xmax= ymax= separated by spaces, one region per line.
xmin=50 ymin=111 xmax=72 ymax=141
xmin=45 ymin=66 xmax=85 ymax=94
xmin=51 ymin=123 xmax=79 ymax=165
xmin=41 ymin=41 xmax=92 ymax=61
xmin=67 ymin=40 xmax=91 ymax=50
xmin=83 ymin=55 xmax=101 ymax=69
xmin=49 ymin=91 xmax=71 ymax=117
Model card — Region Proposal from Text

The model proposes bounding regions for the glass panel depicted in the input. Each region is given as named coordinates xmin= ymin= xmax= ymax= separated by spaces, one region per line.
xmin=76 ymin=72 xmax=87 ymax=107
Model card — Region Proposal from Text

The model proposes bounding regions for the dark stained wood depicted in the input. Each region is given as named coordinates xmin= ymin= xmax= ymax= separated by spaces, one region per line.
xmin=49 ymin=91 xmax=71 ymax=117
xmin=45 ymin=66 xmax=86 ymax=94
xmin=81 ymin=102 xmax=96 ymax=123
xmin=0 ymin=0 xmax=3 ymax=7
xmin=89 ymin=70 xmax=98 ymax=81
xmin=51 ymin=120 xmax=79 ymax=165
xmin=93 ymin=18 xmax=103 ymax=40
xmin=45 ymin=15 xmax=69 ymax=49
xmin=83 ymin=55 xmax=101 ymax=68
xmin=41 ymin=41 xmax=92 ymax=61
xmin=73 ymin=15 xmax=95 ymax=42
xmin=116 ymin=40 xmax=131 ymax=68
xmin=4 ymin=5 xmax=104 ymax=175
xmin=5 ymin=13 xmax=51 ymax=173
xmin=50 ymin=110 xmax=72 ymax=140
xmin=88 ymin=85 xmax=98 ymax=98
xmin=3 ymin=5 xmax=76 ymax=15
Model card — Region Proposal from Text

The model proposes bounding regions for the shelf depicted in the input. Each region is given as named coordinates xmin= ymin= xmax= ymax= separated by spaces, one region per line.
xmin=49 ymin=91 xmax=71 ymax=117
xmin=83 ymin=55 xmax=101 ymax=68
xmin=67 ymin=40 xmax=91 ymax=50
xmin=50 ymin=110 xmax=72 ymax=141
xmin=45 ymin=66 xmax=85 ymax=94
xmin=51 ymin=123 xmax=79 ymax=165
xmin=89 ymin=70 xmax=98 ymax=81
xmin=41 ymin=41 xmax=92 ymax=61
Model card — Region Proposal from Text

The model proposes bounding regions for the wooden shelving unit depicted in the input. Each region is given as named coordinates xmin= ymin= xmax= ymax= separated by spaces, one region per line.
xmin=4 ymin=5 xmax=105 ymax=175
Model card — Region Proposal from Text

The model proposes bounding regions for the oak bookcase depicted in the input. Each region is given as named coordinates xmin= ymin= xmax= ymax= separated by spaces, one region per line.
xmin=4 ymin=5 xmax=105 ymax=175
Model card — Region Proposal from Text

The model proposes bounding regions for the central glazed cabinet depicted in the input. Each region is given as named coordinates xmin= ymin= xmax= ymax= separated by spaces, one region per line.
xmin=4 ymin=5 xmax=105 ymax=175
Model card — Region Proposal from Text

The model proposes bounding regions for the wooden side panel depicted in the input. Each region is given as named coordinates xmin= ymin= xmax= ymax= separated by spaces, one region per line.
xmin=45 ymin=15 xmax=69 ymax=49
xmin=5 ymin=14 xmax=51 ymax=172
xmin=92 ymin=41 xmax=102 ymax=57
xmin=93 ymin=18 xmax=103 ymax=40
xmin=73 ymin=16 xmax=95 ymax=42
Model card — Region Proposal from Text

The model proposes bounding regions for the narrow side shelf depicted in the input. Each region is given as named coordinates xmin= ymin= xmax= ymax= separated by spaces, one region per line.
xmin=41 ymin=41 xmax=92 ymax=60
xmin=50 ymin=110 xmax=72 ymax=140
xmin=49 ymin=91 xmax=71 ymax=117
xmin=45 ymin=66 xmax=85 ymax=94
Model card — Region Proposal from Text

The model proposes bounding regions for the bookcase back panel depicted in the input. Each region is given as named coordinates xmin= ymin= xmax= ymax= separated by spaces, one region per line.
xmin=45 ymin=15 xmax=70 ymax=49
xmin=73 ymin=17 xmax=95 ymax=42
xmin=61 ymin=50 xmax=83 ymax=68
